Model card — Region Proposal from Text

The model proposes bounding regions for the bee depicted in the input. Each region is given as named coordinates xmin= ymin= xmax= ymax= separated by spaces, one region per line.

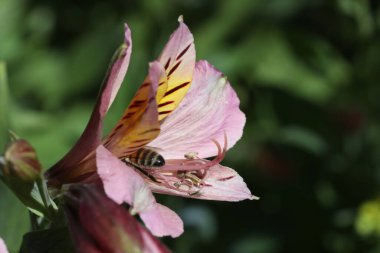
xmin=122 ymin=147 xmax=165 ymax=183
xmin=123 ymin=147 xmax=165 ymax=169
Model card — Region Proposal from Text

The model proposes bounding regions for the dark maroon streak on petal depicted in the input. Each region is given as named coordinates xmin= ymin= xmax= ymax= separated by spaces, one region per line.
xmin=176 ymin=43 xmax=192 ymax=61
xmin=158 ymin=101 xmax=174 ymax=108
xmin=163 ymin=81 xmax=190 ymax=97
xmin=164 ymin=58 xmax=171 ymax=70
xmin=167 ymin=60 xmax=182 ymax=77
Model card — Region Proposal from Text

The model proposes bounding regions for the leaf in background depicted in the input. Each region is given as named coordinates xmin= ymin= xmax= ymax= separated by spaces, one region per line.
xmin=278 ymin=126 xmax=328 ymax=156
xmin=0 ymin=183 xmax=29 ymax=253
xmin=0 ymin=0 xmax=25 ymax=61
xmin=195 ymin=0 xmax=259 ymax=57
xmin=230 ymin=234 xmax=280 ymax=253
xmin=13 ymin=51 xmax=68 ymax=110
xmin=229 ymin=28 xmax=349 ymax=104
xmin=337 ymin=0 xmax=374 ymax=38
xmin=11 ymin=104 xmax=93 ymax=169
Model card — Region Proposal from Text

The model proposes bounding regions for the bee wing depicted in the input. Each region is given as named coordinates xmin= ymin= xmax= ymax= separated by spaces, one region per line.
xmin=144 ymin=146 xmax=164 ymax=153
xmin=104 ymin=62 xmax=164 ymax=157
xmin=156 ymin=17 xmax=195 ymax=121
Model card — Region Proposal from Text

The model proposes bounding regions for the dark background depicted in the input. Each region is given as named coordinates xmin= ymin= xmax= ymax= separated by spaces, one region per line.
xmin=1 ymin=0 xmax=380 ymax=252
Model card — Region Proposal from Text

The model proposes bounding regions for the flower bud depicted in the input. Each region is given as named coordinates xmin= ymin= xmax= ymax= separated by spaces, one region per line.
xmin=2 ymin=139 xmax=41 ymax=181
xmin=64 ymin=185 xmax=170 ymax=253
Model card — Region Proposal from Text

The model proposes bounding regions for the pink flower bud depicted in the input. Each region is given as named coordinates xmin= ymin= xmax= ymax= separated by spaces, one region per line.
xmin=3 ymin=139 xmax=41 ymax=181
xmin=64 ymin=185 xmax=171 ymax=253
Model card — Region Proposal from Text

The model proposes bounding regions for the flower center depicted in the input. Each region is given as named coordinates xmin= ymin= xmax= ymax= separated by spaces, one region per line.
xmin=123 ymin=135 xmax=227 ymax=196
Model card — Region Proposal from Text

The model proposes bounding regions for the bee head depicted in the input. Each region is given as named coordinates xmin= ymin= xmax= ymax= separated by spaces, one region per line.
xmin=153 ymin=154 xmax=165 ymax=167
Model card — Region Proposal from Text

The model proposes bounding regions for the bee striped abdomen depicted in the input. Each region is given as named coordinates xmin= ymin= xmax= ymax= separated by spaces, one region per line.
xmin=124 ymin=148 xmax=165 ymax=168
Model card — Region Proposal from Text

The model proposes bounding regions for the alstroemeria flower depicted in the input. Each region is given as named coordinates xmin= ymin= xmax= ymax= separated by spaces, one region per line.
xmin=98 ymin=20 xmax=256 ymax=202
xmin=46 ymin=22 xmax=184 ymax=238
xmin=64 ymin=184 xmax=170 ymax=253
xmin=46 ymin=17 xmax=255 ymax=238
xmin=0 ymin=238 xmax=9 ymax=253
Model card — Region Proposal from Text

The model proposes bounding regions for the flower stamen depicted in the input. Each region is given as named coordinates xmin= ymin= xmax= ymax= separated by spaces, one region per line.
xmin=126 ymin=134 xmax=228 ymax=196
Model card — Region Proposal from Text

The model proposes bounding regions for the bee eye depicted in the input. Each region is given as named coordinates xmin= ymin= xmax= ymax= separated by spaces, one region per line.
xmin=153 ymin=155 xmax=165 ymax=167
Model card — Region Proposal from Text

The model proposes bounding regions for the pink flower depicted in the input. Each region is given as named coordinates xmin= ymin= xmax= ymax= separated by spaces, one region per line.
xmin=46 ymin=17 xmax=256 ymax=238
xmin=98 ymin=19 xmax=256 ymax=202
xmin=64 ymin=185 xmax=170 ymax=253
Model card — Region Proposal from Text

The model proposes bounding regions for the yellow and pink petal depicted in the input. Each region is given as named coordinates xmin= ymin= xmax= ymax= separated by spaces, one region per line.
xmin=103 ymin=61 xmax=163 ymax=158
xmin=156 ymin=16 xmax=196 ymax=121
xmin=150 ymin=60 xmax=245 ymax=159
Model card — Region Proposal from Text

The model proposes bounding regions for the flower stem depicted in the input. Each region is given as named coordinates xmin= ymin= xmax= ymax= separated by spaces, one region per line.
xmin=0 ymin=62 xmax=9 ymax=153
xmin=36 ymin=177 xmax=55 ymax=219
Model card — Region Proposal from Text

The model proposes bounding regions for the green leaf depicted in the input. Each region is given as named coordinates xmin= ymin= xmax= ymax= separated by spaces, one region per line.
xmin=228 ymin=28 xmax=349 ymax=104
xmin=278 ymin=126 xmax=328 ymax=155
xmin=0 ymin=183 xmax=29 ymax=252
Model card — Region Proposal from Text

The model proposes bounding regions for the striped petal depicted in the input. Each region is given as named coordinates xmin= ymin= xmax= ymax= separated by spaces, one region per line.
xmin=156 ymin=17 xmax=195 ymax=121
xmin=47 ymin=24 xmax=132 ymax=179
xmin=149 ymin=60 xmax=246 ymax=159
xmin=103 ymin=61 xmax=164 ymax=158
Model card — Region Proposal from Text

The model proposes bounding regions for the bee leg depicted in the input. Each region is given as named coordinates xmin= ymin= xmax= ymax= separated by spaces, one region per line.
xmin=134 ymin=166 xmax=161 ymax=183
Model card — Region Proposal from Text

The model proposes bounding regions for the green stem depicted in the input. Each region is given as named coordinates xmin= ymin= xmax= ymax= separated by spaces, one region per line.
xmin=36 ymin=178 xmax=54 ymax=219
xmin=0 ymin=62 xmax=9 ymax=152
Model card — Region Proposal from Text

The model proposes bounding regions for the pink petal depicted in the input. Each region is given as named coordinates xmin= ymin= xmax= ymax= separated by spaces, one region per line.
xmin=0 ymin=238 xmax=8 ymax=253
xmin=159 ymin=17 xmax=195 ymax=73
xmin=147 ymin=165 xmax=257 ymax=202
xmin=96 ymin=145 xmax=154 ymax=209
xmin=47 ymin=24 xmax=132 ymax=179
xmin=96 ymin=145 xmax=184 ymax=237
xmin=156 ymin=17 xmax=196 ymax=121
xmin=150 ymin=60 xmax=245 ymax=159
xmin=140 ymin=203 xmax=184 ymax=238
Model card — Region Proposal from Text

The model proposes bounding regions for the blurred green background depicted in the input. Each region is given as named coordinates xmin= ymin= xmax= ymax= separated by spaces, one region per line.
xmin=1 ymin=0 xmax=380 ymax=252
